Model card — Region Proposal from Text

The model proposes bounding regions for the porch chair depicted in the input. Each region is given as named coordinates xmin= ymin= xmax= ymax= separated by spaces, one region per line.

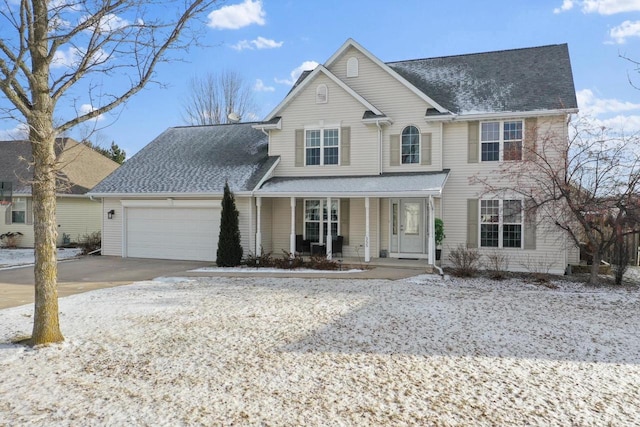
xmin=332 ymin=235 xmax=344 ymax=257
xmin=295 ymin=234 xmax=311 ymax=255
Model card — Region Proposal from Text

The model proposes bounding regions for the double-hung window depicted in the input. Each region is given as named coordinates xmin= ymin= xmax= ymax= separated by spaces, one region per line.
xmin=481 ymin=120 xmax=523 ymax=162
xmin=480 ymin=199 xmax=522 ymax=248
xmin=305 ymin=128 xmax=339 ymax=166
xmin=11 ymin=198 xmax=26 ymax=224
xmin=304 ymin=199 xmax=339 ymax=243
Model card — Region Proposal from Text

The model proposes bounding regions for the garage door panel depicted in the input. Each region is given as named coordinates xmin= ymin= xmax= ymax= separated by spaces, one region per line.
xmin=126 ymin=207 xmax=219 ymax=261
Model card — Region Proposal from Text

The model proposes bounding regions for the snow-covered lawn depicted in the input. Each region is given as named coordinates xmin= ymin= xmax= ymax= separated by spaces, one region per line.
xmin=0 ymin=275 xmax=638 ymax=425
xmin=0 ymin=248 xmax=82 ymax=269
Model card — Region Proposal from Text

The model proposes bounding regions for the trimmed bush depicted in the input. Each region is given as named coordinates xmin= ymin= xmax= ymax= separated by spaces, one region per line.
xmin=216 ymin=182 xmax=243 ymax=267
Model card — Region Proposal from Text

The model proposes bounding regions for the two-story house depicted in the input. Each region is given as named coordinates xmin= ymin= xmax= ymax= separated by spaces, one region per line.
xmin=90 ymin=39 xmax=578 ymax=273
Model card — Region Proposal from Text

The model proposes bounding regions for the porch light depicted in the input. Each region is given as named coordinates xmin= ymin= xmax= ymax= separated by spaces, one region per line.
xmin=107 ymin=209 xmax=115 ymax=219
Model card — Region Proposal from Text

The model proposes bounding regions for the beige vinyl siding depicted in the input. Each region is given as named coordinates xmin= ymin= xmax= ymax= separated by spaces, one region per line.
xmin=235 ymin=197 xmax=252 ymax=256
xmin=269 ymin=73 xmax=379 ymax=177
xmin=328 ymin=46 xmax=443 ymax=172
xmin=0 ymin=196 xmax=101 ymax=248
xmin=380 ymin=198 xmax=389 ymax=255
xmin=102 ymin=198 xmax=123 ymax=256
xmin=56 ymin=197 xmax=102 ymax=245
xmin=347 ymin=198 xmax=379 ymax=258
xmin=270 ymin=198 xmax=294 ymax=254
xmin=258 ymin=197 xmax=273 ymax=254
xmin=0 ymin=201 xmax=34 ymax=247
xmin=439 ymin=116 xmax=572 ymax=274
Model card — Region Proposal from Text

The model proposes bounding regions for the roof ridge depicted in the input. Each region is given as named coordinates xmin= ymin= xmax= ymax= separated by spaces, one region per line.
xmin=171 ymin=121 xmax=265 ymax=130
xmin=386 ymin=43 xmax=568 ymax=64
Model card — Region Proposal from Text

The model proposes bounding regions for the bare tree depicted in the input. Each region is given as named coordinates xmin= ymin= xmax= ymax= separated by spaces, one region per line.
xmin=0 ymin=0 xmax=218 ymax=345
xmin=473 ymin=116 xmax=640 ymax=285
xmin=182 ymin=70 xmax=256 ymax=125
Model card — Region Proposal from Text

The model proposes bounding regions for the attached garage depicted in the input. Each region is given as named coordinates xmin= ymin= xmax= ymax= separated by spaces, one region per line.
xmin=122 ymin=200 xmax=220 ymax=262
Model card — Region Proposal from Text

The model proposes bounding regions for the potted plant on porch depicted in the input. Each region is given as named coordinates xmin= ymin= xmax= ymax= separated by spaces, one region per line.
xmin=435 ymin=218 xmax=445 ymax=261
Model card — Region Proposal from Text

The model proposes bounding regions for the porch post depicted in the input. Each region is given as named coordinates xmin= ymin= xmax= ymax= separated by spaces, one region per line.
xmin=255 ymin=197 xmax=262 ymax=255
xmin=428 ymin=196 xmax=435 ymax=265
xmin=326 ymin=197 xmax=332 ymax=259
xmin=290 ymin=197 xmax=296 ymax=255
xmin=365 ymin=197 xmax=371 ymax=262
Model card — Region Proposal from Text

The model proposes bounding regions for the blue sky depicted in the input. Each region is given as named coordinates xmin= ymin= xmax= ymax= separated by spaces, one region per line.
xmin=2 ymin=0 xmax=640 ymax=156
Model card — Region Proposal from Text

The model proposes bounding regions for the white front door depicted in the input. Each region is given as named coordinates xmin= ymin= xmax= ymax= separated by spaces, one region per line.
xmin=400 ymin=200 xmax=424 ymax=253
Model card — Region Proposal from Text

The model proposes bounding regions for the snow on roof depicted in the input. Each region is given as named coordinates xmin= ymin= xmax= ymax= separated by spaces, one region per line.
xmin=387 ymin=44 xmax=577 ymax=114
xmin=256 ymin=170 xmax=450 ymax=197
xmin=90 ymin=123 xmax=278 ymax=195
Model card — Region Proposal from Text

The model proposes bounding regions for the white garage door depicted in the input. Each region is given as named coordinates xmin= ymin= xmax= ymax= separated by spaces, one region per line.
xmin=126 ymin=207 xmax=220 ymax=261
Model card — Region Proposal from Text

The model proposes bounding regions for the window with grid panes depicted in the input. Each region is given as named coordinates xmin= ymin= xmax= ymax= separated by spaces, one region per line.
xmin=481 ymin=120 xmax=523 ymax=161
xmin=480 ymin=199 xmax=523 ymax=248
xmin=401 ymin=125 xmax=420 ymax=164
xmin=305 ymin=128 xmax=339 ymax=166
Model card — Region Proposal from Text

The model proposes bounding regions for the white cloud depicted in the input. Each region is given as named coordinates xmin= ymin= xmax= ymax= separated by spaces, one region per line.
xmin=555 ymin=0 xmax=640 ymax=14
xmin=80 ymin=13 xmax=130 ymax=33
xmin=577 ymin=89 xmax=640 ymax=132
xmin=208 ymin=0 xmax=265 ymax=30
xmin=79 ymin=104 xmax=104 ymax=121
xmin=593 ymin=113 xmax=640 ymax=131
xmin=582 ymin=0 xmax=640 ymax=14
xmin=231 ymin=36 xmax=283 ymax=51
xmin=51 ymin=46 xmax=109 ymax=69
xmin=0 ymin=123 xmax=28 ymax=141
xmin=577 ymin=89 xmax=640 ymax=115
xmin=554 ymin=0 xmax=575 ymax=13
xmin=254 ymin=79 xmax=275 ymax=92
xmin=274 ymin=61 xmax=319 ymax=86
xmin=609 ymin=20 xmax=640 ymax=43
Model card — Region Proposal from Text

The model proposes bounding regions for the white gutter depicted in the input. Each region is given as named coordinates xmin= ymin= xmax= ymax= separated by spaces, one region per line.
xmin=87 ymin=191 xmax=255 ymax=198
xmin=424 ymin=108 xmax=579 ymax=123
xmin=254 ymin=189 xmax=444 ymax=198
xmin=376 ymin=120 xmax=383 ymax=175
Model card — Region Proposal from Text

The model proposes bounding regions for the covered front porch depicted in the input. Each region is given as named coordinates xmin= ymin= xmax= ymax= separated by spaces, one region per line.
xmin=252 ymin=171 xmax=449 ymax=265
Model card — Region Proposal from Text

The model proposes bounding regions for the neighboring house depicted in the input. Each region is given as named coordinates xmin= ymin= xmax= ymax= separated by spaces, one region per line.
xmin=90 ymin=39 xmax=578 ymax=273
xmin=0 ymin=138 xmax=120 ymax=247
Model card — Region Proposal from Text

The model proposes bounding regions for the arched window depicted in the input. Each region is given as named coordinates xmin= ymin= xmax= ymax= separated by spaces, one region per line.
xmin=347 ymin=57 xmax=359 ymax=77
xmin=316 ymin=84 xmax=328 ymax=104
xmin=401 ymin=125 xmax=420 ymax=164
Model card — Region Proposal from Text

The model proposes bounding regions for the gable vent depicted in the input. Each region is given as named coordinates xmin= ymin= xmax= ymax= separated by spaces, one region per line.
xmin=347 ymin=57 xmax=359 ymax=77
xmin=316 ymin=84 xmax=328 ymax=104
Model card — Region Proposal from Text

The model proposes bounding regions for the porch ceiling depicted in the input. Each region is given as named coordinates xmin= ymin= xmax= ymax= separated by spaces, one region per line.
xmin=255 ymin=170 xmax=449 ymax=198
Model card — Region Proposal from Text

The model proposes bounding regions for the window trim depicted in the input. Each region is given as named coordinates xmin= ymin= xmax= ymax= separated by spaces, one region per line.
xmin=304 ymin=127 xmax=340 ymax=166
xmin=401 ymin=125 xmax=421 ymax=164
xmin=11 ymin=197 xmax=26 ymax=224
xmin=479 ymin=198 xmax=523 ymax=249
xmin=304 ymin=199 xmax=340 ymax=244
xmin=479 ymin=119 xmax=523 ymax=162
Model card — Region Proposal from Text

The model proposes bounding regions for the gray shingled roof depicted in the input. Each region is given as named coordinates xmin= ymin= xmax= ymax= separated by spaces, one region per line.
xmin=0 ymin=138 xmax=118 ymax=195
xmin=256 ymin=170 xmax=450 ymax=197
xmin=387 ymin=44 xmax=577 ymax=114
xmin=89 ymin=123 xmax=278 ymax=195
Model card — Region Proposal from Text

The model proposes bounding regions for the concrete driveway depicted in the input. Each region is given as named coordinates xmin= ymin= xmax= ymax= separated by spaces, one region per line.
xmin=0 ymin=256 xmax=211 ymax=309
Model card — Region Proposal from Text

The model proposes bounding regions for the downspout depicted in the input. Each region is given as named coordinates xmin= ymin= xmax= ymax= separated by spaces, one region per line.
xmin=376 ymin=120 xmax=383 ymax=175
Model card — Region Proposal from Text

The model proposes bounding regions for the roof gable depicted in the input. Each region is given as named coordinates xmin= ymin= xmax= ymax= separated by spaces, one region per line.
xmin=0 ymin=138 xmax=119 ymax=195
xmin=89 ymin=122 xmax=277 ymax=195
xmin=265 ymin=65 xmax=383 ymax=121
xmin=324 ymin=38 xmax=448 ymax=113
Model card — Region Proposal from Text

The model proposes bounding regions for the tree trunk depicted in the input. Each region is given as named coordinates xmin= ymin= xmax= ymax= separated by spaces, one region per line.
xmin=29 ymin=128 xmax=63 ymax=344
xmin=25 ymin=0 xmax=63 ymax=345
xmin=589 ymin=250 xmax=601 ymax=285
